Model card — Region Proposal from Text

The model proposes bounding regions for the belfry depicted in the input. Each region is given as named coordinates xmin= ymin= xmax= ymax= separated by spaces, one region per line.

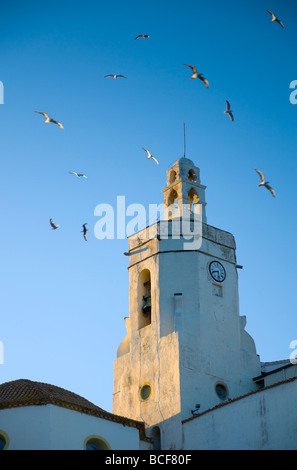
xmin=162 ymin=157 xmax=207 ymax=223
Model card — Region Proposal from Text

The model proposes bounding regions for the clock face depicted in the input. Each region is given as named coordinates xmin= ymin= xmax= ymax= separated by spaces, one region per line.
xmin=209 ymin=261 xmax=226 ymax=283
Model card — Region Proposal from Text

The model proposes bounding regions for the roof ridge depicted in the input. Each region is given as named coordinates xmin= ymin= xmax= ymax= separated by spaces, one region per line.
xmin=262 ymin=359 xmax=290 ymax=365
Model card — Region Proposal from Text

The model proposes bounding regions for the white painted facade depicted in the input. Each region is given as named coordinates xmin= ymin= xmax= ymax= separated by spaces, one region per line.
xmin=183 ymin=376 xmax=297 ymax=450
xmin=0 ymin=403 xmax=150 ymax=450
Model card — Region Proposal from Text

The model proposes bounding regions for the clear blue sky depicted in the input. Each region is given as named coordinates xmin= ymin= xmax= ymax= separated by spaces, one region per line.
xmin=0 ymin=0 xmax=296 ymax=412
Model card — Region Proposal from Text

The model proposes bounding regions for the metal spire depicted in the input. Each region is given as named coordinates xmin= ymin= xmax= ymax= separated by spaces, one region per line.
xmin=183 ymin=122 xmax=186 ymax=158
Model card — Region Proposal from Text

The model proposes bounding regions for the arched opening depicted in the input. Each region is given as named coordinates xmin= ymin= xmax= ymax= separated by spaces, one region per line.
xmin=188 ymin=188 xmax=199 ymax=213
xmin=167 ymin=189 xmax=178 ymax=206
xmin=84 ymin=435 xmax=111 ymax=450
xmin=188 ymin=169 xmax=196 ymax=182
xmin=151 ymin=426 xmax=161 ymax=450
xmin=138 ymin=269 xmax=152 ymax=329
xmin=169 ymin=170 xmax=177 ymax=184
xmin=0 ymin=431 xmax=9 ymax=451
xmin=166 ymin=189 xmax=179 ymax=218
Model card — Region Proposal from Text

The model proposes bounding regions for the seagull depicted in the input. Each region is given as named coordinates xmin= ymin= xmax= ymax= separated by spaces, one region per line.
xmin=224 ymin=100 xmax=234 ymax=121
xmin=135 ymin=34 xmax=150 ymax=40
xmin=255 ymin=169 xmax=276 ymax=198
xmin=35 ymin=111 xmax=64 ymax=129
xmin=81 ymin=223 xmax=89 ymax=241
xmin=50 ymin=218 xmax=60 ymax=230
xmin=266 ymin=10 xmax=284 ymax=28
xmin=184 ymin=64 xmax=209 ymax=88
xmin=104 ymin=74 xmax=127 ymax=79
xmin=142 ymin=147 xmax=159 ymax=165
xmin=68 ymin=172 xmax=87 ymax=179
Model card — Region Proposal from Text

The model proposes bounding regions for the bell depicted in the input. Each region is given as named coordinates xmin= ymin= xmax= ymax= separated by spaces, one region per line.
xmin=142 ymin=295 xmax=151 ymax=315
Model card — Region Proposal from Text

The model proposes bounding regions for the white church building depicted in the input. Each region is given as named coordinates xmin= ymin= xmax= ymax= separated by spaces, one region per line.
xmin=1 ymin=157 xmax=296 ymax=450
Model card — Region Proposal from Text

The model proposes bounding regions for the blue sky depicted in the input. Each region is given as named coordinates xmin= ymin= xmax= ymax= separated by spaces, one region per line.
xmin=0 ymin=0 xmax=296 ymax=412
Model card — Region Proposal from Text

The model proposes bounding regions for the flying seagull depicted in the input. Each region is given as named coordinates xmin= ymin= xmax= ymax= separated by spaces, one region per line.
xmin=142 ymin=147 xmax=159 ymax=165
xmin=104 ymin=74 xmax=127 ymax=79
xmin=255 ymin=169 xmax=276 ymax=198
xmin=184 ymin=64 xmax=209 ymax=88
xmin=82 ymin=223 xmax=89 ymax=241
xmin=35 ymin=111 xmax=64 ymax=129
xmin=68 ymin=172 xmax=87 ymax=179
xmin=266 ymin=10 xmax=284 ymax=28
xmin=135 ymin=34 xmax=150 ymax=40
xmin=50 ymin=218 xmax=60 ymax=230
xmin=224 ymin=100 xmax=234 ymax=121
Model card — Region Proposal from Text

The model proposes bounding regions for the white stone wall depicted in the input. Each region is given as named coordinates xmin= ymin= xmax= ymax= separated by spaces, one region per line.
xmin=0 ymin=404 xmax=145 ymax=450
xmin=262 ymin=364 xmax=297 ymax=387
xmin=182 ymin=378 xmax=297 ymax=450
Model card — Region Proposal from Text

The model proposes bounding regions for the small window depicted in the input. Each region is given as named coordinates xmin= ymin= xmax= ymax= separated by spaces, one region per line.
xmin=139 ymin=383 xmax=152 ymax=401
xmin=138 ymin=270 xmax=152 ymax=329
xmin=0 ymin=431 xmax=9 ymax=450
xmin=215 ymin=382 xmax=228 ymax=401
xmin=84 ymin=435 xmax=111 ymax=450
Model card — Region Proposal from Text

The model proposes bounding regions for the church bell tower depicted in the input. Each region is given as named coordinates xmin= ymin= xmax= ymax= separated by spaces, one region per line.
xmin=113 ymin=156 xmax=261 ymax=449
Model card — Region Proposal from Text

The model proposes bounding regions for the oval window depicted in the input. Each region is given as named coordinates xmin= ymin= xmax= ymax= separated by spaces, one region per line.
xmin=140 ymin=383 xmax=152 ymax=401
xmin=215 ymin=383 xmax=228 ymax=401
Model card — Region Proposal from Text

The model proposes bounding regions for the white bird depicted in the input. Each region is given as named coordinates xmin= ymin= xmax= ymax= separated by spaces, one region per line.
xmin=68 ymin=172 xmax=87 ymax=179
xmin=50 ymin=218 xmax=60 ymax=230
xmin=224 ymin=100 xmax=234 ymax=121
xmin=142 ymin=147 xmax=159 ymax=165
xmin=104 ymin=74 xmax=127 ymax=79
xmin=35 ymin=111 xmax=64 ymax=129
xmin=82 ymin=223 xmax=88 ymax=241
xmin=184 ymin=64 xmax=209 ymax=88
xmin=135 ymin=34 xmax=150 ymax=40
xmin=255 ymin=169 xmax=276 ymax=198
xmin=266 ymin=10 xmax=284 ymax=28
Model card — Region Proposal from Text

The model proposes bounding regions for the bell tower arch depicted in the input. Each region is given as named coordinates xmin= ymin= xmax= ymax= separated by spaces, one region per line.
xmin=162 ymin=158 xmax=207 ymax=222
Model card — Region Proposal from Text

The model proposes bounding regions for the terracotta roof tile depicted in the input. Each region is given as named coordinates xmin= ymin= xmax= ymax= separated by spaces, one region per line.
xmin=0 ymin=379 xmax=150 ymax=442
